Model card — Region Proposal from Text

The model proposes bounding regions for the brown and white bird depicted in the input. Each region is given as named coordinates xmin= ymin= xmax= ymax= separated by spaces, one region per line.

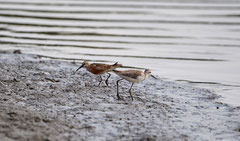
xmin=113 ymin=69 xmax=154 ymax=100
xmin=74 ymin=61 xmax=122 ymax=86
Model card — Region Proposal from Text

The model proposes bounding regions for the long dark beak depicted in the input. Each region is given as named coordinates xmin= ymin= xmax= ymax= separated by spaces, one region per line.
xmin=151 ymin=75 xmax=157 ymax=79
xmin=73 ymin=64 xmax=84 ymax=75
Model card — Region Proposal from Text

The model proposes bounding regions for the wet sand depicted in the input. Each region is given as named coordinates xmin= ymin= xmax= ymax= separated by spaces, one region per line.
xmin=0 ymin=50 xmax=239 ymax=141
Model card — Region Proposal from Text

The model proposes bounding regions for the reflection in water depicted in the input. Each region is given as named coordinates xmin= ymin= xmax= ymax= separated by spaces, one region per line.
xmin=0 ymin=0 xmax=240 ymax=106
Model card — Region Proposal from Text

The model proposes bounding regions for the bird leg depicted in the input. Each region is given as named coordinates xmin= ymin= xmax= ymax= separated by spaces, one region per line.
xmin=129 ymin=83 xmax=134 ymax=101
xmin=98 ymin=75 xmax=103 ymax=86
xmin=116 ymin=79 xmax=123 ymax=100
xmin=105 ymin=73 xmax=111 ymax=86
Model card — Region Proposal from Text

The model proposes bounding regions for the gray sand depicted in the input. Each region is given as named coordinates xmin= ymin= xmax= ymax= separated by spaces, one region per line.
xmin=0 ymin=50 xmax=239 ymax=141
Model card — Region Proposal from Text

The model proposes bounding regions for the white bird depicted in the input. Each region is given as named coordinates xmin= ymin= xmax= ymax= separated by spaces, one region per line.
xmin=113 ymin=69 xmax=154 ymax=100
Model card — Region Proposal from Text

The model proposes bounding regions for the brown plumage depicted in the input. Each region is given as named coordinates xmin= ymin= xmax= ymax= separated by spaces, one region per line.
xmin=86 ymin=63 xmax=118 ymax=74
xmin=74 ymin=61 xmax=122 ymax=86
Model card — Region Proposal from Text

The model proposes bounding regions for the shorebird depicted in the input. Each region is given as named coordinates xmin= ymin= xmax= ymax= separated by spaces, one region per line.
xmin=113 ymin=69 xmax=155 ymax=100
xmin=74 ymin=61 xmax=122 ymax=86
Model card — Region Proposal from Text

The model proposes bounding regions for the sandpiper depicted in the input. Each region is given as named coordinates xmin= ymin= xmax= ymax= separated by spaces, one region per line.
xmin=113 ymin=69 xmax=154 ymax=100
xmin=74 ymin=61 xmax=122 ymax=86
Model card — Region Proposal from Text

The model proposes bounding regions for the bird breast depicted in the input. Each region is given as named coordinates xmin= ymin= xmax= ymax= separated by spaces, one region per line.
xmin=86 ymin=66 xmax=105 ymax=74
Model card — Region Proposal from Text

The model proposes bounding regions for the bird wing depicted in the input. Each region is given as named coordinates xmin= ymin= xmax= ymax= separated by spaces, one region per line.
xmin=91 ymin=63 xmax=111 ymax=71
xmin=117 ymin=70 xmax=143 ymax=79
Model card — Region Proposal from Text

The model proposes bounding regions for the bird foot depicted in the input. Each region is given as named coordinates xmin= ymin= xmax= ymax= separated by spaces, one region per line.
xmin=117 ymin=96 xmax=124 ymax=100
xmin=128 ymin=96 xmax=134 ymax=101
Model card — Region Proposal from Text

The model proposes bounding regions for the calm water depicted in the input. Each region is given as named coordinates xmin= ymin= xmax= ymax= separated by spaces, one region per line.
xmin=0 ymin=0 xmax=240 ymax=106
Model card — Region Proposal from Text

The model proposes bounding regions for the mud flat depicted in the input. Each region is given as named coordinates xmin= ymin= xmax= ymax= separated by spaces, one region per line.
xmin=0 ymin=50 xmax=239 ymax=141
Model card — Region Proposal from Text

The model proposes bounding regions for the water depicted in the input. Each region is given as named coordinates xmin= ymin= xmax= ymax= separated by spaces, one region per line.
xmin=0 ymin=0 xmax=240 ymax=106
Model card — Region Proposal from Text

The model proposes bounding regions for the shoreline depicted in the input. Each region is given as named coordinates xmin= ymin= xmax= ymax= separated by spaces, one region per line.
xmin=0 ymin=50 xmax=239 ymax=141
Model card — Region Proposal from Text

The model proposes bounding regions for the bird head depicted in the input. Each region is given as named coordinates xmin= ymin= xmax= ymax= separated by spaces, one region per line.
xmin=74 ymin=60 xmax=90 ymax=74
xmin=144 ymin=69 xmax=151 ymax=75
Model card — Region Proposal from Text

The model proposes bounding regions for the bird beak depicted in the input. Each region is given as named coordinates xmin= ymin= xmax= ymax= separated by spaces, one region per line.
xmin=151 ymin=75 xmax=157 ymax=79
xmin=73 ymin=64 xmax=84 ymax=75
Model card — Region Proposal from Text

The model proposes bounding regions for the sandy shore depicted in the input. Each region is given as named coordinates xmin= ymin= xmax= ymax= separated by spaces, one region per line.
xmin=0 ymin=50 xmax=239 ymax=141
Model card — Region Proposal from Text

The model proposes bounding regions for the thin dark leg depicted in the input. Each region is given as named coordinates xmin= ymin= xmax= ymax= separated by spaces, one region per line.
xmin=116 ymin=79 xmax=123 ymax=99
xmin=105 ymin=73 xmax=111 ymax=86
xmin=98 ymin=75 xmax=102 ymax=86
xmin=129 ymin=83 xmax=134 ymax=101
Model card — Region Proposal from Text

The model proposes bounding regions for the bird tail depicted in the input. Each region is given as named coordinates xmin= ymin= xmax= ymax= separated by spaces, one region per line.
xmin=112 ymin=62 xmax=122 ymax=68
xmin=113 ymin=62 xmax=118 ymax=66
